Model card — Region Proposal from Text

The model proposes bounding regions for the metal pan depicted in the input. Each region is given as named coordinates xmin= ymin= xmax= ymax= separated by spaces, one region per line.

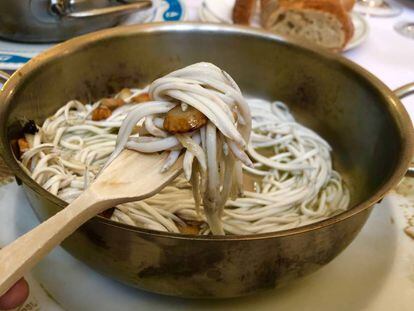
xmin=0 ymin=23 xmax=413 ymax=298
xmin=0 ymin=0 xmax=152 ymax=43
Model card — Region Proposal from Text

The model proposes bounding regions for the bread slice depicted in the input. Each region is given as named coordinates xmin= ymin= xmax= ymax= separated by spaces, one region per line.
xmin=233 ymin=0 xmax=256 ymax=24
xmin=261 ymin=0 xmax=354 ymax=51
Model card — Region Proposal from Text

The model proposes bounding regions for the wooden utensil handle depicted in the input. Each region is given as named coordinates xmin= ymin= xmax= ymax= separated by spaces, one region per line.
xmin=0 ymin=190 xmax=107 ymax=296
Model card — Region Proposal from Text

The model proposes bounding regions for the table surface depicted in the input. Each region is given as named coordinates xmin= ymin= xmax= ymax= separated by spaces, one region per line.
xmin=1 ymin=1 xmax=414 ymax=310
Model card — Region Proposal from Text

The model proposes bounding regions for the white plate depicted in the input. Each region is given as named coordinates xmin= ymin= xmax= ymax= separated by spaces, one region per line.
xmin=1 ymin=179 xmax=414 ymax=310
xmin=203 ymin=0 xmax=233 ymax=23
xmin=347 ymin=12 xmax=370 ymax=51
xmin=198 ymin=3 xmax=222 ymax=23
xmin=0 ymin=0 xmax=187 ymax=71
xmin=354 ymin=1 xmax=403 ymax=17
xmin=199 ymin=0 xmax=369 ymax=52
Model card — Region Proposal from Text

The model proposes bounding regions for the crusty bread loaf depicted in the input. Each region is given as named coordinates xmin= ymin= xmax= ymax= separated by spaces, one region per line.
xmin=261 ymin=0 xmax=354 ymax=51
xmin=233 ymin=0 xmax=256 ymax=24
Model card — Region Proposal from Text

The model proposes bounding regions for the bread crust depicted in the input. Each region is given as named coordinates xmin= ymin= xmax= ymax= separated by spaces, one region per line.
xmin=341 ymin=0 xmax=355 ymax=11
xmin=233 ymin=0 xmax=256 ymax=24
xmin=261 ymin=0 xmax=354 ymax=49
xmin=260 ymin=0 xmax=278 ymax=27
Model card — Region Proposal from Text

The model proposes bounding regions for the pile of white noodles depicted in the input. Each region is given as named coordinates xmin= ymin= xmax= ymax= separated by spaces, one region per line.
xmin=104 ymin=63 xmax=251 ymax=234
xmin=18 ymin=63 xmax=349 ymax=235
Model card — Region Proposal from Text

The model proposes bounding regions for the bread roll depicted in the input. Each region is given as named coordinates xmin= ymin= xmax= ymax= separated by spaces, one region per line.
xmin=261 ymin=0 xmax=354 ymax=51
xmin=233 ymin=0 xmax=256 ymax=24
xmin=341 ymin=0 xmax=355 ymax=11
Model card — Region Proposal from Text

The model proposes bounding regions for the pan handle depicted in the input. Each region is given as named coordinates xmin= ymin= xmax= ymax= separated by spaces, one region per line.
xmin=395 ymin=83 xmax=414 ymax=99
xmin=0 ymin=70 xmax=18 ymax=183
xmin=0 ymin=70 xmax=10 ymax=85
xmin=50 ymin=0 xmax=152 ymax=19
xmin=395 ymin=83 xmax=414 ymax=177
xmin=0 ymin=71 xmax=10 ymax=152
xmin=0 ymin=70 xmax=10 ymax=166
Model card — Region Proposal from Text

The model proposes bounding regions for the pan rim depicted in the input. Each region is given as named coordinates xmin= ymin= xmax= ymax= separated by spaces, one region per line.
xmin=1 ymin=22 xmax=413 ymax=241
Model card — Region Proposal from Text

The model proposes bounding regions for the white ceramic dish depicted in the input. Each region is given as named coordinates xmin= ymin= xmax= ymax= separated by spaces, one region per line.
xmin=198 ymin=0 xmax=369 ymax=52
xmin=354 ymin=1 xmax=403 ymax=17
xmin=1 ymin=180 xmax=413 ymax=310
xmin=347 ymin=12 xmax=370 ymax=50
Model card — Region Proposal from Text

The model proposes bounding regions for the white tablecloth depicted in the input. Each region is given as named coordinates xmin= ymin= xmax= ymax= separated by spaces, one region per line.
xmin=1 ymin=1 xmax=414 ymax=310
